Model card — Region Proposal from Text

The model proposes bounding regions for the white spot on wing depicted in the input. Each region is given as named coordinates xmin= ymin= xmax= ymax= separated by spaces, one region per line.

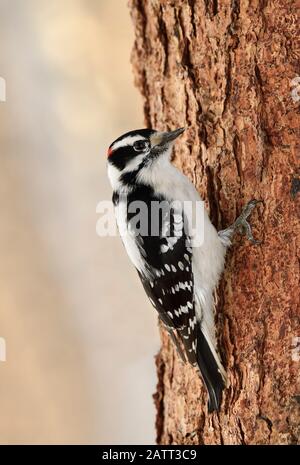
xmin=178 ymin=261 xmax=184 ymax=271
xmin=161 ymin=244 xmax=169 ymax=253
xmin=167 ymin=237 xmax=179 ymax=246
xmin=181 ymin=305 xmax=188 ymax=314
xmin=189 ymin=316 xmax=197 ymax=329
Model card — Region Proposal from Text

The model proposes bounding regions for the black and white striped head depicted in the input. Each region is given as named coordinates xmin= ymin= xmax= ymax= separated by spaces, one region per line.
xmin=107 ymin=128 xmax=185 ymax=189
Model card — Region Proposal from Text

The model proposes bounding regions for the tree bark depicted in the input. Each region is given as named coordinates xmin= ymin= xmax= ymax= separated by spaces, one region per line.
xmin=129 ymin=0 xmax=299 ymax=445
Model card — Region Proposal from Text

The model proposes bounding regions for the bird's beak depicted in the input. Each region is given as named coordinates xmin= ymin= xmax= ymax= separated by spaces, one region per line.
xmin=150 ymin=127 xmax=185 ymax=148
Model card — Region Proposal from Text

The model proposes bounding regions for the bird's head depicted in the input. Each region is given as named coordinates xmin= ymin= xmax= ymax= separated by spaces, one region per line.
xmin=106 ymin=128 xmax=185 ymax=189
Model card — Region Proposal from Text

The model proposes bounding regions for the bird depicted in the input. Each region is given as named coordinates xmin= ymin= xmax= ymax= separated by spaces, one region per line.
xmin=106 ymin=127 xmax=261 ymax=412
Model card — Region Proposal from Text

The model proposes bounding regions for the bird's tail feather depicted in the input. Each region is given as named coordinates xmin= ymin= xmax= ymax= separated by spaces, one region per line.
xmin=196 ymin=327 xmax=226 ymax=412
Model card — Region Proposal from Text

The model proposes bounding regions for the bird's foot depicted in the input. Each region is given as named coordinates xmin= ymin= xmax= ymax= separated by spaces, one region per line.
xmin=218 ymin=199 xmax=262 ymax=246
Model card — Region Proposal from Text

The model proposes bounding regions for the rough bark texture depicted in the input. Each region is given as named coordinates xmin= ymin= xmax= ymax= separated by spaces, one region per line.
xmin=129 ymin=0 xmax=300 ymax=445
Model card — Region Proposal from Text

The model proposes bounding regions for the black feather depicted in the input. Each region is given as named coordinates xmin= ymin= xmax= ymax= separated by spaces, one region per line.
xmin=196 ymin=328 xmax=225 ymax=412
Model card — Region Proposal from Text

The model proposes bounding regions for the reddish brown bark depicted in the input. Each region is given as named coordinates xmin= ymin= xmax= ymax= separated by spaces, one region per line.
xmin=129 ymin=0 xmax=300 ymax=444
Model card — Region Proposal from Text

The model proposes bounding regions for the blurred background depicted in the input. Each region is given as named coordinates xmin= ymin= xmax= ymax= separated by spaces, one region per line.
xmin=0 ymin=0 xmax=159 ymax=444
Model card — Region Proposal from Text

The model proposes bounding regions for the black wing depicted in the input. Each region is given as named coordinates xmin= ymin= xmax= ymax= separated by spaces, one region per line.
xmin=134 ymin=206 xmax=199 ymax=366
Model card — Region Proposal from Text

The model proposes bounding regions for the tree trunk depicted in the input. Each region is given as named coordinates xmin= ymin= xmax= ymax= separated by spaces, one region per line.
xmin=129 ymin=0 xmax=299 ymax=445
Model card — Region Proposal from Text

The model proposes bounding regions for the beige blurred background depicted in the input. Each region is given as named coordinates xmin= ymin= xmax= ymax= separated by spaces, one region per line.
xmin=0 ymin=0 xmax=159 ymax=444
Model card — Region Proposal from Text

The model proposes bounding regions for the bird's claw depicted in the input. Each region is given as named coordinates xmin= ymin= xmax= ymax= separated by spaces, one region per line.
xmin=234 ymin=199 xmax=262 ymax=245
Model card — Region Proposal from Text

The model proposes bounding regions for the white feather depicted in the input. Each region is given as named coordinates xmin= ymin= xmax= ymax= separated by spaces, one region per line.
xmin=114 ymin=201 xmax=152 ymax=279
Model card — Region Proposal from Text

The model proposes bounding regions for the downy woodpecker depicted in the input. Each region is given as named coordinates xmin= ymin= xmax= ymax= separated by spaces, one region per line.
xmin=107 ymin=128 xmax=261 ymax=412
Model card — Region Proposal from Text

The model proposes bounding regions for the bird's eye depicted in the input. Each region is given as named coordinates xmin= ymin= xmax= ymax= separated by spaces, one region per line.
xmin=133 ymin=140 xmax=148 ymax=152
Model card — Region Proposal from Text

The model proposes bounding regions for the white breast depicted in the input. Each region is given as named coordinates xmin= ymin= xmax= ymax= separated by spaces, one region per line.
xmin=114 ymin=200 xmax=150 ymax=277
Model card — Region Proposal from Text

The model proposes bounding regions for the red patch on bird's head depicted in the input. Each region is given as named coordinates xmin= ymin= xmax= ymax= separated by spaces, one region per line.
xmin=107 ymin=147 xmax=113 ymax=157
